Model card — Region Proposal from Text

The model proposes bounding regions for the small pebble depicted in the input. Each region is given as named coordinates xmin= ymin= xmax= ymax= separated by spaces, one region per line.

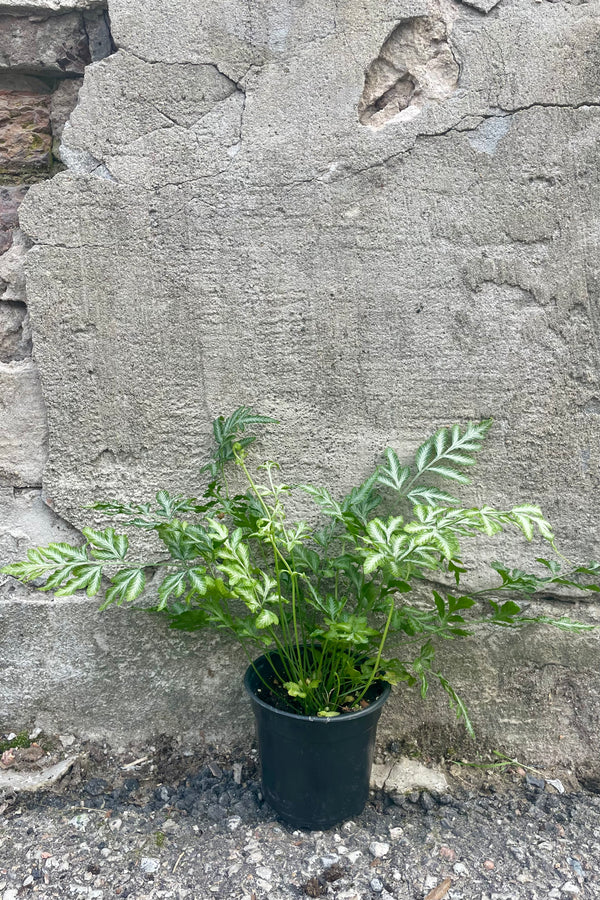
xmin=370 ymin=878 xmax=384 ymax=893
xmin=567 ymin=858 xmax=584 ymax=878
xmin=525 ymin=774 xmax=546 ymax=790
xmin=421 ymin=791 xmax=435 ymax=811
xmin=561 ymin=883 xmax=580 ymax=896
xmin=369 ymin=842 xmax=390 ymax=858
xmin=256 ymin=866 xmax=272 ymax=880
xmin=483 ymin=859 xmax=495 ymax=870
xmin=453 ymin=862 xmax=469 ymax=877
xmin=140 ymin=857 xmax=160 ymax=874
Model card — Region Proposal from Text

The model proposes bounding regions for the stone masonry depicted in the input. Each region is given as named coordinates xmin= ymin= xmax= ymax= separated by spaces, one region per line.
xmin=1 ymin=0 xmax=600 ymax=769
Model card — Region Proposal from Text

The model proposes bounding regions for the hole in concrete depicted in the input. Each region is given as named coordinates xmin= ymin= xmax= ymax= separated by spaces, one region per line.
xmin=358 ymin=16 xmax=459 ymax=129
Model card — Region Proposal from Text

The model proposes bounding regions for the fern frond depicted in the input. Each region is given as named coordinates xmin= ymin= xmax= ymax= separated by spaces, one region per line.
xmin=379 ymin=419 xmax=492 ymax=507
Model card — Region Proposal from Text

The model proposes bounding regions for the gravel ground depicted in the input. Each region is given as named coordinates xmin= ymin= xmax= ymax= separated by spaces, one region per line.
xmin=0 ymin=736 xmax=598 ymax=900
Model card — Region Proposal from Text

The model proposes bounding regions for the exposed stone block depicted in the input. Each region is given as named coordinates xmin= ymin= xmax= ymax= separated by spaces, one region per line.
xmin=0 ymin=1 xmax=99 ymax=10
xmin=0 ymin=359 xmax=47 ymax=486
xmin=83 ymin=9 xmax=113 ymax=63
xmin=0 ymin=89 xmax=52 ymax=173
xmin=0 ymin=227 xmax=30 ymax=302
xmin=0 ymin=185 xmax=28 ymax=255
xmin=49 ymin=76 xmax=80 ymax=151
xmin=0 ymin=9 xmax=109 ymax=76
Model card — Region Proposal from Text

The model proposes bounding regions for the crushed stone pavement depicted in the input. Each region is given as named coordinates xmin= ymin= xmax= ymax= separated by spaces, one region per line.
xmin=0 ymin=742 xmax=600 ymax=899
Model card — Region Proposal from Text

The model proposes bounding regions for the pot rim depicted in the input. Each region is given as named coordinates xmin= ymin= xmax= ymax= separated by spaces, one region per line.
xmin=243 ymin=651 xmax=391 ymax=724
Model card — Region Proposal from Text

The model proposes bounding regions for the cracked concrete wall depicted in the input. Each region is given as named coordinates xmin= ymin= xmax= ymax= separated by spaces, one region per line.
xmin=2 ymin=0 xmax=600 ymax=767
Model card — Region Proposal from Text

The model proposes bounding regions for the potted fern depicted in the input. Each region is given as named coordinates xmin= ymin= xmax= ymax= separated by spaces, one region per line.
xmin=3 ymin=409 xmax=598 ymax=828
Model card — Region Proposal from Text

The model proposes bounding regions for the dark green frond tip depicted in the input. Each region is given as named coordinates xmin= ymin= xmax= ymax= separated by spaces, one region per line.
xmin=202 ymin=406 xmax=279 ymax=477
xmin=212 ymin=407 xmax=279 ymax=444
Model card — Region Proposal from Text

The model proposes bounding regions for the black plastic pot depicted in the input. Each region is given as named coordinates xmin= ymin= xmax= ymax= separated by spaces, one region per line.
xmin=243 ymin=651 xmax=390 ymax=829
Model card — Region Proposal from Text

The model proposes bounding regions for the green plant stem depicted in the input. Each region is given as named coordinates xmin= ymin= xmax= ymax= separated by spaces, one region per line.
xmin=290 ymin=572 xmax=302 ymax=672
xmin=355 ymin=598 xmax=395 ymax=704
xmin=236 ymin=452 xmax=303 ymax=671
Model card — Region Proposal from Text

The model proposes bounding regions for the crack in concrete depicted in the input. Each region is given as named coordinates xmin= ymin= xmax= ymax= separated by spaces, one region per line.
xmin=124 ymin=48 xmax=244 ymax=85
xmin=313 ymin=99 xmax=600 ymax=187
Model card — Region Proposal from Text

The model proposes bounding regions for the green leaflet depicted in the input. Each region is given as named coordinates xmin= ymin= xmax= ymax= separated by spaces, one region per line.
xmin=435 ymin=673 xmax=475 ymax=739
xmin=82 ymin=527 xmax=129 ymax=561
xmin=256 ymin=609 xmax=279 ymax=629
xmin=157 ymin=571 xmax=188 ymax=609
xmin=378 ymin=448 xmax=411 ymax=493
xmin=298 ymin=484 xmax=344 ymax=520
xmin=101 ymin=568 xmax=146 ymax=609
xmin=187 ymin=567 xmax=208 ymax=594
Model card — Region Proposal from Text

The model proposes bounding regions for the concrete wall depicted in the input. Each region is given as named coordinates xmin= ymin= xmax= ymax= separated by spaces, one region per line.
xmin=1 ymin=0 xmax=600 ymax=768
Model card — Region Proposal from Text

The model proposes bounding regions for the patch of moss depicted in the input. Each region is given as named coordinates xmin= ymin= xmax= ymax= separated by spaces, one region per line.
xmin=0 ymin=730 xmax=31 ymax=754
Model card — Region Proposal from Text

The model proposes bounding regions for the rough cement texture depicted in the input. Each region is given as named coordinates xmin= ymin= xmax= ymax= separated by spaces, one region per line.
xmin=0 ymin=594 xmax=253 ymax=747
xmin=0 ymin=360 xmax=47 ymax=484
xmin=2 ymin=0 xmax=600 ymax=758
